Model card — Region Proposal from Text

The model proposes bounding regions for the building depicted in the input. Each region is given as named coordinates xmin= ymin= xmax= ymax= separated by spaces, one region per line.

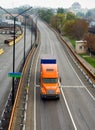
xmin=69 ymin=2 xmax=82 ymax=15
xmin=0 ymin=13 xmax=24 ymax=35
xmin=2 ymin=14 xmax=24 ymax=23
xmin=75 ymin=40 xmax=88 ymax=54
xmin=72 ymin=2 xmax=81 ymax=10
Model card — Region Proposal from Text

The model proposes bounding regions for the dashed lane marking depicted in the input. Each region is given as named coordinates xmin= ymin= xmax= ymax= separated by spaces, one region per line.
xmin=35 ymin=85 xmax=85 ymax=88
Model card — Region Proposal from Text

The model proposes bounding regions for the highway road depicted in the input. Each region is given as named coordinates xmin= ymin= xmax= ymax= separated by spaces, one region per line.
xmin=0 ymin=27 xmax=34 ymax=117
xmin=25 ymin=19 xmax=95 ymax=130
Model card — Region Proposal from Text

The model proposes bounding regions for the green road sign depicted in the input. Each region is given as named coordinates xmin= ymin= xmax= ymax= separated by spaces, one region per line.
xmin=8 ymin=72 xmax=22 ymax=78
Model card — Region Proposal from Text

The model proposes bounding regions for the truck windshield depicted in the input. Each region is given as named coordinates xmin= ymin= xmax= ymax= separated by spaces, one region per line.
xmin=43 ymin=78 xmax=58 ymax=83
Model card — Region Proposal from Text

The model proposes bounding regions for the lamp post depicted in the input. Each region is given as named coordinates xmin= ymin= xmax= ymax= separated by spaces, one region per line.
xmin=0 ymin=6 xmax=32 ymax=105
xmin=24 ymin=17 xmax=26 ymax=64
xmin=23 ymin=14 xmax=33 ymax=64
xmin=24 ymin=15 xmax=33 ymax=51
xmin=31 ymin=19 xmax=33 ymax=49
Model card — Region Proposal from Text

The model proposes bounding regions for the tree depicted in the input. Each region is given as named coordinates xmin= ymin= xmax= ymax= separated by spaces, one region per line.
xmin=38 ymin=9 xmax=54 ymax=23
xmin=50 ymin=13 xmax=65 ymax=33
xmin=57 ymin=8 xmax=64 ymax=14
xmin=63 ymin=19 xmax=88 ymax=40
xmin=73 ymin=19 xmax=88 ymax=40
xmin=50 ymin=15 xmax=58 ymax=29
xmin=84 ymin=33 xmax=95 ymax=53
xmin=63 ymin=20 xmax=75 ymax=37
xmin=66 ymin=12 xmax=76 ymax=20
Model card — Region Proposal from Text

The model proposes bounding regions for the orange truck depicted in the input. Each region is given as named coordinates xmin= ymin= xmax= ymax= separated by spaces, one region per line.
xmin=40 ymin=55 xmax=60 ymax=99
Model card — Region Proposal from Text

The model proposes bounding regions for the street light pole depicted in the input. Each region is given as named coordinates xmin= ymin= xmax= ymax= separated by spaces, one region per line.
xmin=24 ymin=17 xmax=26 ymax=64
xmin=12 ymin=17 xmax=16 ymax=104
xmin=0 ymin=6 xmax=32 ymax=105
xmin=31 ymin=19 xmax=33 ymax=49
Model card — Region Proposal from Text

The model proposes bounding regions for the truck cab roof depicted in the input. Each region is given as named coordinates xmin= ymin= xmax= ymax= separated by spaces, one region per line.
xmin=41 ymin=64 xmax=58 ymax=78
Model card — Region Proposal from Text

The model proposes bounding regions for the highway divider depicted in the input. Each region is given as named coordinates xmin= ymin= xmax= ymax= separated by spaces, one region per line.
xmin=0 ymin=48 xmax=4 ymax=55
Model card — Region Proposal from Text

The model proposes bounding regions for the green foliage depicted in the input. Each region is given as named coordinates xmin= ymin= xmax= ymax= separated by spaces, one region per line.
xmin=66 ymin=12 xmax=76 ymax=20
xmin=57 ymin=8 xmax=64 ymax=14
xmin=50 ymin=11 xmax=78 ymax=35
xmin=84 ymin=33 xmax=95 ymax=53
xmin=70 ymin=38 xmax=76 ymax=48
xmin=63 ymin=20 xmax=75 ymax=36
xmin=50 ymin=13 xmax=65 ymax=32
xmin=63 ymin=19 xmax=88 ymax=40
xmin=80 ymin=54 xmax=95 ymax=68
xmin=50 ymin=15 xmax=58 ymax=28
xmin=38 ymin=9 xmax=54 ymax=23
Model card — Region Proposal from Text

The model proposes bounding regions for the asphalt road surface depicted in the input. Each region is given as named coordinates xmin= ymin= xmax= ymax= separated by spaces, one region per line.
xmin=0 ymin=27 xmax=34 ymax=116
xmin=29 ymin=19 xmax=95 ymax=130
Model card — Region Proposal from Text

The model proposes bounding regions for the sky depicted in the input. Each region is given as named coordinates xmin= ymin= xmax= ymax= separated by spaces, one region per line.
xmin=0 ymin=0 xmax=95 ymax=9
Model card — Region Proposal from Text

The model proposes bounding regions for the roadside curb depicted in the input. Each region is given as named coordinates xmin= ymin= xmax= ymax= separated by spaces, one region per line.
xmin=0 ymin=48 xmax=4 ymax=55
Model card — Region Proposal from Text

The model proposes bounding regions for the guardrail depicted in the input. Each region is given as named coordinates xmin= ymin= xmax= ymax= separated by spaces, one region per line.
xmin=60 ymin=36 xmax=95 ymax=83
xmin=45 ymin=22 xmax=95 ymax=83
xmin=0 ymin=48 xmax=4 ymax=55
xmin=8 ymin=28 xmax=39 ymax=130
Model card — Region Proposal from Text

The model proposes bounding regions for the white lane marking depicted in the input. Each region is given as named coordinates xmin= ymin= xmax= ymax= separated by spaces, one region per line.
xmin=34 ymin=86 xmax=36 ymax=130
xmin=48 ymin=36 xmax=53 ymax=55
xmin=60 ymin=87 xmax=78 ymax=130
xmin=58 ymin=80 xmax=77 ymax=130
xmin=84 ymin=85 xmax=95 ymax=101
xmin=34 ymin=46 xmax=40 ymax=130
xmin=43 ymin=29 xmax=53 ymax=55
xmin=35 ymin=85 xmax=85 ymax=88
xmin=61 ymin=85 xmax=85 ymax=88
xmin=63 ymin=48 xmax=95 ymax=101
xmin=34 ymin=61 xmax=37 ymax=130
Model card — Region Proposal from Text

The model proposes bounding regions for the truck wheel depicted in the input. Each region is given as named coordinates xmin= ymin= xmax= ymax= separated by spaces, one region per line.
xmin=41 ymin=95 xmax=44 ymax=100
xmin=56 ymin=96 xmax=60 ymax=100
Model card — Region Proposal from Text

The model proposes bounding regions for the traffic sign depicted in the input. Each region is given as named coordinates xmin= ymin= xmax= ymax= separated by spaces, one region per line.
xmin=8 ymin=72 xmax=22 ymax=78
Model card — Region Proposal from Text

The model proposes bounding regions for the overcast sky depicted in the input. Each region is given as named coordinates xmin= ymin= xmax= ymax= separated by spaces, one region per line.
xmin=0 ymin=0 xmax=95 ymax=9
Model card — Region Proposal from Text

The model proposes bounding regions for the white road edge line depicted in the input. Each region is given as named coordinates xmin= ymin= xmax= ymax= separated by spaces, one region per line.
xmin=60 ymin=87 xmax=78 ymax=130
xmin=64 ymin=48 xmax=95 ymax=101
xmin=34 ymin=86 xmax=36 ymax=130
xmin=34 ymin=47 xmax=40 ymax=130
xmin=34 ymin=61 xmax=37 ymax=130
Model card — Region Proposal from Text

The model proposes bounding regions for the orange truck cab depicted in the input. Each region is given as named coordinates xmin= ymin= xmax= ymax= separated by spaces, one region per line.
xmin=40 ymin=55 xmax=60 ymax=99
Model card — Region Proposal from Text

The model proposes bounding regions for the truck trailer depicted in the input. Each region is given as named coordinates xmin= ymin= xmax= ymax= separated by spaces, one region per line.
xmin=39 ymin=55 xmax=60 ymax=99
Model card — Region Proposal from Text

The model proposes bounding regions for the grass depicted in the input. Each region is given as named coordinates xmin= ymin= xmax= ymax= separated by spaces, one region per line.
xmin=80 ymin=54 xmax=95 ymax=68
xmin=64 ymin=35 xmax=76 ymax=48
xmin=70 ymin=39 xmax=76 ymax=48
xmin=65 ymin=36 xmax=95 ymax=68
